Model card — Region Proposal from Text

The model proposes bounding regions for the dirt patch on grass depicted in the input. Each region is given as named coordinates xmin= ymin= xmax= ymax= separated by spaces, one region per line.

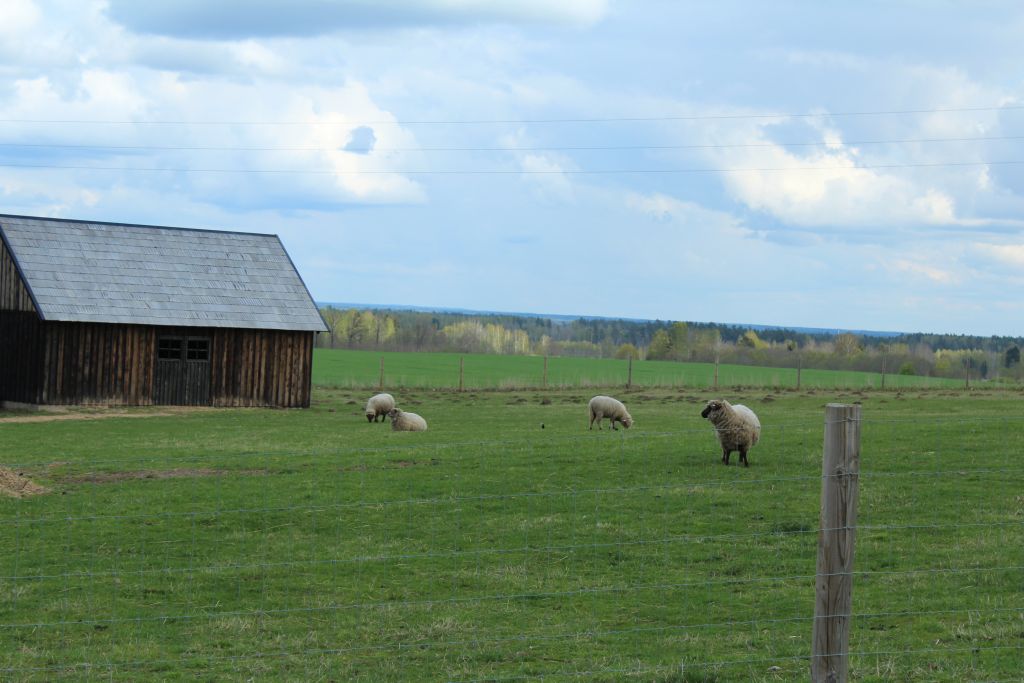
xmin=58 ymin=468 xmax=267 ymax=484
xmin=0 ymin=407 xmax=219 ymax=424
xmin=0 ymin=467 xmax=48 ymax=498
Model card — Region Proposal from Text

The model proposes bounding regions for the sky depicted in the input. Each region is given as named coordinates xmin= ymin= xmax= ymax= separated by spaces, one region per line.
xmin=2 ymin=1 xmax=1024 ymax=336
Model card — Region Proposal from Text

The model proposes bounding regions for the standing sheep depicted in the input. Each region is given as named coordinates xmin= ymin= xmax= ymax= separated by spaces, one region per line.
xmin=387 ymin=408 xmax=428 ymax=432
xmin=700 ymin=399 xmax=761 ymax=466
xmin=588 ymin=395 xmax=633 ymax=430
xmin=364 ymin=393 xmax=396 ymax=423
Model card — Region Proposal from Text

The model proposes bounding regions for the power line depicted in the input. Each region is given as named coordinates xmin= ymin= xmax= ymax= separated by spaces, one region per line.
xmin=1 ymin=134 xmax=1021 ymax=154
xmin=1 ymin=159 xmax=1020 ymax=175
xmin=0 ymin=104 xmax=1020 ymax=126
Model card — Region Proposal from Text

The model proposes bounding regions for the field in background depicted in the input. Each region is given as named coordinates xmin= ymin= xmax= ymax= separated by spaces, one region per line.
xmin=1 ymin=387 xmax=1021 ymax=681
xmin=313 ymin=348 xmax=970 ymax=391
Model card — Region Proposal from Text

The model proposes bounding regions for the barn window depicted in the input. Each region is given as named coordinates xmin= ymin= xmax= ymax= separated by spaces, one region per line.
xmin=187 ymin=338 xmax=210 ymax=361
xmin=158 ymin=337 xmax=183 ymax=360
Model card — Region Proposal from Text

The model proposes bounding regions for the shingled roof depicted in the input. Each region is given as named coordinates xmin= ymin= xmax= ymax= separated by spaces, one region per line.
xmin=0 ymin=214 xmax=327 ymax=332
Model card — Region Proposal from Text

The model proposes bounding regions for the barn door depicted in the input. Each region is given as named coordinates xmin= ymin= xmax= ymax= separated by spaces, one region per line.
xmin=154 ymin=336 xmax=211 ymax=405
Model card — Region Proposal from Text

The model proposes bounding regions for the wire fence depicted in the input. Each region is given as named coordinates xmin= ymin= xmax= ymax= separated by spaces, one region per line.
xmin=1 ymin=412 xmax=1022 ymax=681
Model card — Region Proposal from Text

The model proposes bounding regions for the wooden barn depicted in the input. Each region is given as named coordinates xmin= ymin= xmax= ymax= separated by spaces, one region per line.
xmin=0 ymin=214 xmax=327 ymax=408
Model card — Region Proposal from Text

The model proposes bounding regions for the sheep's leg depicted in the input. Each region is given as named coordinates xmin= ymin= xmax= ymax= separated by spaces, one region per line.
xmin=612 ymin=418 xmax=619 ymax=431
xmin=722 ymin=448 xmax=730 ymax=465
xmin=589 ymin=411 xmax=596 ymax=430
xmin=739 ymin=447 xmax=749 ymax=467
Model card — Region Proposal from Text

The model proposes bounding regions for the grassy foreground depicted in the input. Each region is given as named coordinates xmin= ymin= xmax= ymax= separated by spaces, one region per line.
xmin=1 ymin=387 xmax=1022 ymax=681
xmin=312 ymin=348 xmax=970 ymax=391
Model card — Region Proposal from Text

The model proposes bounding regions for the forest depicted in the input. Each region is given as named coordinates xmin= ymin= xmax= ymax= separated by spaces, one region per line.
xmin=317 ymin=306 xmax=1024 ymax=382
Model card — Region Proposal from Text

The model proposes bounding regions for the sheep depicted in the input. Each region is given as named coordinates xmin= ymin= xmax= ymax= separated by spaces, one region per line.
xmin=588 ymin=395 xmax=633 ymax=431
xmin=364 ymin=393 xmax=396 ymax=423
xmin=387 ymin=408 xmax=427 ymax=432
xmin=700 ymin=399 xmax=761 ymax=466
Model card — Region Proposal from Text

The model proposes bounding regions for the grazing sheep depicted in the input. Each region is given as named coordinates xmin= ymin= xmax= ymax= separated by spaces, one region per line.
xmin=588 ymin=395 xmax=633 ymax=431
xmin=700 ymin=399 xmax=761 ymax=466
xmin=387 ymin=408 xmax=427 ymax=432
xmin=364 ymin=393 xmax=396 ymax=423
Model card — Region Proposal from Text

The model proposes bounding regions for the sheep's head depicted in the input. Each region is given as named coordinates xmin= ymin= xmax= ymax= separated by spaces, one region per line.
xmin=701 ymin=400 xmax=725 ymax=419
xmin=386 ymin=408 xmax=400 ymax=420
xmin=621 ymin=415 xmax=634 ymax=428
xmin=365 ymin=411 xmax=375 ymax=422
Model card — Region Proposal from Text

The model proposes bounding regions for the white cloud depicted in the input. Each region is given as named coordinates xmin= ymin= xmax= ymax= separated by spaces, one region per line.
xmin=704 ymin=124 xmax=960 ymax=228
xmin=625 ymin=191 xmax=753 ymax=237
xmin=518 ymin=153 xmax=575 ymax=201
xmin=0 ymin=69 xmax=426 ymax=210
xmin=971 ymin=242 xmax=1024 ymax=268
xmin=0 ymin=0 xmax=40 ymax=35
xmin=889 ymin=258 xmax=960 ymax=285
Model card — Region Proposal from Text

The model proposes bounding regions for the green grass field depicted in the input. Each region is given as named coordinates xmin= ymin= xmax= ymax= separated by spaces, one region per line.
xmin=312 ymin=348 xmax=970 ymax=391
xmin=2 ymin=381 xmax=1022 ymax=680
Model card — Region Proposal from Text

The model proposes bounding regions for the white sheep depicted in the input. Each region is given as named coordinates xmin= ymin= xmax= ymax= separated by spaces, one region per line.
xmin=387 ymin=408 xmax=428 ymax=432
xmin=364 ymin=393 xmax=396 ymax=423
xmin=700 ymin=399 xmax=761 ymax=466
xmin=588 ymin=395 xmax=633 ymax=431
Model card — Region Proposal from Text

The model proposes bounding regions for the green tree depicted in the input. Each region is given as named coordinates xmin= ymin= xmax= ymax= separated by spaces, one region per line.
xmin=737 ymin=330 xmax=766 ymax=349
xmin=833 ymin=333 xmax=862 ymax=356
xmin=614 ymin=343 xmax=640 ymax=360
xmin=647 ymin=329 xmax=672 ymax=360
xmin=668 ymin=322 xmax=689 ymax=360
xmin=1005 ymin=345 xmax=1020 ymax=368
xmin=319 ymin=307 xmax=344 ymax=348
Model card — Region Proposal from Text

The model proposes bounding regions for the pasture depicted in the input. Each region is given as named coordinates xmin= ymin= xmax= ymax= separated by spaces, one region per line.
xmin=312 ymin=348 xmax=968 ymax=391
xmin=1 ymin=384 xmax=1022 ymax=681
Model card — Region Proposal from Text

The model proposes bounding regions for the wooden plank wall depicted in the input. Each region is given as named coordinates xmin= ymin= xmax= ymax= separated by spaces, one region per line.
xmin=0 ymin=236 xmax=36 ymax=313
xmin=0 ymin=239 xmax=43 ymax=403
xmin=39 ymin=322 xmax=157 ymax=405
xmin=0 ymin=312 xmax=45 ymax=404
xmin=209 ymin=328 xmax=314 ymax=408
xmin=30 ymin=323 xmax=314 ymax=408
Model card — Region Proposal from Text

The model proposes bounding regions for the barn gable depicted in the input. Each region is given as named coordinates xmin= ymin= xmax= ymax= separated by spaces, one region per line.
xmin=0 ymin=231 xmax=36 ymax=313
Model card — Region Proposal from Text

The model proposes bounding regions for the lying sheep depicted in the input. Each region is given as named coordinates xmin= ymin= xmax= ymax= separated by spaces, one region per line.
xmin=700 ymin=399 xmax=761 ymax=466
xmin=364 ymin=393 xmax=395 ymax=423
xmin=387 ymin=408 xmax=427 ymax=432
xmin=588 ymin=395 xmax=633 ymax=430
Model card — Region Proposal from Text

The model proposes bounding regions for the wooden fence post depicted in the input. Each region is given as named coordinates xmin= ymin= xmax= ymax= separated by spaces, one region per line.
xmin=627 ymin=356 xmax=633 ymax=390
xmin=378 ymin=356 xmax=385 ymax=391
xmin=543 ymin=355 xmax=548 ymax=389
xmin=812 ymin=403 xmax=861 ymax=683
xmin=459 ymin=356 xmax=465 ymax=392
xmin=713 ymin=354 xmax=719 ymax=390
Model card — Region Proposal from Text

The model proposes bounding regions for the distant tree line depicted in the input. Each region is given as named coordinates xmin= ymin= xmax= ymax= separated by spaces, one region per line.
xmin=316 ymin=306 xmax=1024 ymax=382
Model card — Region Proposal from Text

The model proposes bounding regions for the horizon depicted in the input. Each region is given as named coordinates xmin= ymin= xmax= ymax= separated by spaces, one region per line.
xmin=319 ymin=300 xmax=980 ymax=341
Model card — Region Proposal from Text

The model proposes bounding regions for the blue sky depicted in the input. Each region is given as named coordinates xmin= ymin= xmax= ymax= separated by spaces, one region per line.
xmin=2 ymin=1 xmax=1024 ymax=335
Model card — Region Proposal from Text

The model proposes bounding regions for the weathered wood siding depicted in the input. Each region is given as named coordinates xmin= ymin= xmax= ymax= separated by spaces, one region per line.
xmin=209 ymin=328 xmax=314 ymax=408
xmin=0 ymin=236 xmax=35 ymax=312
xmin=0 ymin=239 xmax=42 ymax=403
xmin=15 ymin=323 xmax=314 ymax=407
xmin=38 ymin=322 xmax=157 ymax=406
xmin=0 ymin=312 xmax=44 ymax=404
